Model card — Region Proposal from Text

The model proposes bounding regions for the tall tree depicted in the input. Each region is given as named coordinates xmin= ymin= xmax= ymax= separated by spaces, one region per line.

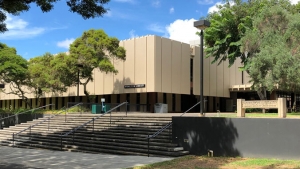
xmin=0 ymin=43 xmax=32 ymax=108
xmin=28 ymin=52 xmax=74 ymax=107
xmin=240 ymin=5 xmax=300 ymax=93
xmin=0 ymin=0 xmax=110 ymax=33
xmin=69 ymin=29 xmax=126 ymax=102
xmin=204 ymin=0 xmax=293 ymax=68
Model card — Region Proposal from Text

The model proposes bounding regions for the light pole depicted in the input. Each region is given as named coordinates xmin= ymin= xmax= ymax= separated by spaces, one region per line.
xmin=194 ymin=20 xmax=210 ymax=116
xmin=76 ymin=64 xmax=83 ymax=103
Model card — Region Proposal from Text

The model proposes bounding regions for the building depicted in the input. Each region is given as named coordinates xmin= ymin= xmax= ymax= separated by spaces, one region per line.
xmin=0 ymin=35 xmax=292 ymax=112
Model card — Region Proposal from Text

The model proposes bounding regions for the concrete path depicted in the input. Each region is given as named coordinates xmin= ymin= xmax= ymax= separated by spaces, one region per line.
xmin=0 ymin=146 xmax=173 ymax=169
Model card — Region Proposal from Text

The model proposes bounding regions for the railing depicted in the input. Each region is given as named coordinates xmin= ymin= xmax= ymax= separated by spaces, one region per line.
xmin=0 ymin=104 xmax=54 ymax=130
xmin=146 ymin=101 xmax=201 ymax=157
xmin=67 ymin=102 xmax=148 ymax=113
xmin=12 ymin=103 xmax=82 ymax=147
xmin=59 ymin=102 xmax=128 ymax=150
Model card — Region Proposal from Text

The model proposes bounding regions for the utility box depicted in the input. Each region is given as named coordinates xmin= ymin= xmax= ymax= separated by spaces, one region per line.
xmin=92 ymin=105 xmax=102 ymax=114
xmin=154 ymin=103 xmax=168 ymax=113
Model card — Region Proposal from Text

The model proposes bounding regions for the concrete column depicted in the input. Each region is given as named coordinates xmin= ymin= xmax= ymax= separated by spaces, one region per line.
xmin=46 ymin=98 xmax=50 ymax=110
xmin=111 ymin=94 xmax=117 ymax=103
xmin=120 ymin=94 xmax=126 ymax=111
xmin=130 ymin=93 xmax=137 ymax=111
xmin=237 ymin=99 xmax=245 ymax=117
xmin=32 ymin=98 xmax=36 ymax=108
xmin=14 ymin=100 xmax=19 ymax=109
xmin=215 ymin=97 xmax=220 ymax=111
xmin=175 ymin=94 xmax=181 ymax=112
xmin=157 ymin=93 xmax=163 ymax=103
xmin=148 ymin=93 xmax=156 ymax=113
xmin=167 ymin=93 xmax=172 ymax=112
xmin=11 ymin=99 xmax=15 ymax=110
xmin=6 ymin=100 xmax=9 ymax=109
xmin=21 ymin=100 xmax=26 ymax=108
xmin=208 ymin=97 xmax=214 ymax=112
xmin=64 ymin=97 xmax=68 ymax=108
xmin=140 ymin=93 xmax=147 ymax=112
xmin=278 ymin=98 xmax=287 ymax=118
xmin=58 ymin=97 xmax=62 ymax=109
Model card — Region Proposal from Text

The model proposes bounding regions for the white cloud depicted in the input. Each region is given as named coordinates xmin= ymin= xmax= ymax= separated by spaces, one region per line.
xmin=198 ymin=0 xmax=214 ymax=5
xmin=57 ymin=38 xmax=75 ymax=49
xmin=129 ymin=30 xmax=138 ymax=38
xmin=152 ymin=0 xmax=160 ymax=8
xmin=208 ymin=1 xmax=235 ymax=13
xmin=0 ymin=15 xmax=45 ymax=40
xmin=105 ymin=10 xmax=112 ymax=17
xmin=166 ymin=19 xmax=199 ymax=43
xmin=169 ymin=7 xmax=175 ymax=14
xmin=147 ymin=23 xmax=166 ymax=33
xmin=290 ymin=0 xmax=300 ymax=4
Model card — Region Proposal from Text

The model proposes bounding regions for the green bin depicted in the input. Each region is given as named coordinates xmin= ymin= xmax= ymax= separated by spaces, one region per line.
xmin=92 ymin=104 xmax=102 ymax=114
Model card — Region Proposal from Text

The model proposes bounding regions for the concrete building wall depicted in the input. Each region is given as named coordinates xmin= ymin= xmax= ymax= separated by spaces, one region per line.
xmin=0 ymin=35 xmax=249 ymax=102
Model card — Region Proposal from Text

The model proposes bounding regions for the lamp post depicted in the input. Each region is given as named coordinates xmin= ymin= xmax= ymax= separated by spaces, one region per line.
xmin=76 ymin=64 xmax=83 ymax=103
xmin=194 ymin=20 xmax=210 ymax=116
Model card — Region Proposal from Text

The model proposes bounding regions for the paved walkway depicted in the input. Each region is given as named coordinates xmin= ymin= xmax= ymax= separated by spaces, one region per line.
xmin=0 ymin=146 xmax=173 ymax=169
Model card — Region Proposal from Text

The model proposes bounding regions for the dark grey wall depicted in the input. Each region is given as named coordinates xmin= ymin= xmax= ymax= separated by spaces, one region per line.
xmin=0 ymin=113 xmax=44 ymax=129
xmin=172 ymin=117 xmax=300 ymax=160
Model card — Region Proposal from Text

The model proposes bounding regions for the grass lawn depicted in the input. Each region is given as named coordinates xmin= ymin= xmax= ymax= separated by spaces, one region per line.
xmin=128 ymin=155 xmax=300 ymax=169
xmin=217 ymin=112 xmax=300 ymax=118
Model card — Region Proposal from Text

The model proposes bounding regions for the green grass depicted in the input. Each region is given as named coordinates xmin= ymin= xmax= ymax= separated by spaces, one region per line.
xmin=218 ymin=112 xmax=300 ymax=118
xmin=128 ymin=155 xmax=300 ymax=169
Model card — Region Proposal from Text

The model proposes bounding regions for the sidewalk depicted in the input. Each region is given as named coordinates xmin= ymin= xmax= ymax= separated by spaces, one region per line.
xmin=0 ymin=146 xmax=173 ymax=169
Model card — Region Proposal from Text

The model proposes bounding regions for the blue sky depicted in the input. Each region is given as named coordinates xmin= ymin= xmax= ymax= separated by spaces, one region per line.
xmin=0 ymin=0 xmax=222 ymax=60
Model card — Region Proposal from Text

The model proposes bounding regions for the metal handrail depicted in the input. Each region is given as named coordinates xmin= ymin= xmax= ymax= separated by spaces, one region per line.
xmin=14 ymin=103 xmax=82 ymax=137
xmin=0 ymin=104 xmax=54 ymax=121
xmin=148 ymin=101 xmax=200 ymax=139
xmin=61 ymin=102 xmax=128 ymax=137
xmin=146 ymin=101 xmax=201 ymax=157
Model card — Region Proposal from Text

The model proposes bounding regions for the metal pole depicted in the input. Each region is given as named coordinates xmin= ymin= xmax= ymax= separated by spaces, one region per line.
xmin=93 ymin=118 xmax=94 ymax=133
xmin=65 ymin=109 xmax=67 ymax=122
xmin=110 ymin=111 xmax=111 ymax=125
xmin=200 ymin=30 xmax=204 ymax=115
xmin=48 ymin=117 xmax=50 ymax=131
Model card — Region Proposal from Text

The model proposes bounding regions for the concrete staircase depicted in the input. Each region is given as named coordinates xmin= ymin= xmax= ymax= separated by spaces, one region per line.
xmin=0 ymin=114 xmax=188 ymax=157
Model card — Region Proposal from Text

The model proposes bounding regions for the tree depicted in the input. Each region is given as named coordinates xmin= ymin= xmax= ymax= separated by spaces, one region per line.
xmin=69 ymin=29 xmax=126 ymax=102
xmin=204 ymin=0 xmax=293 ymax=68
xmin=240 ymin=6 xmax=300 ymax=94
xmin=28 ymin=52 xmax=74 ymax=107
xmin=0 ymin=43 xmax=32 ymax=108
xmin=0 ymin=0 xmax=110 ymax=33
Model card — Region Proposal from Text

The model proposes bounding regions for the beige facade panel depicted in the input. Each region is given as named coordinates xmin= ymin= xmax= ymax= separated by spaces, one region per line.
xmin=123 ymin=39 xmax=135 ymax=94
xmin=181 ymin=44 xmax=190 ymax=94
xmin=113 ymin=57 xmax=125 ymax=94
xmin=94 ymin=69 xmax=104 ymax=95
xmin=171 ymin=40 xmax=181 ymax=93
xmin=135 ymin=37 xmax=147 ymax=93
xmin=103 ymin=72 xmax=114 ymax=94
xmin=209 ymin=56 xmax=217 ymax=96
xmin=216 ymin=59 xmax=224 ymax=97
xmin=235 ymin=60 xmax=243 ymax=85
xmin=154 ymin=36 xmax=162 ymax=92
xmin=161 ymin=37 xmax=172 ymax=93
xmin=223 ymin=62 xmax=231 ymax=97
xmin=193 ymin=47 xmax=200 ymax=95
xmin=203 ymin=53 xmax=210 ymax=96
xmin=147 ymin=36 xmax=156 ymax=92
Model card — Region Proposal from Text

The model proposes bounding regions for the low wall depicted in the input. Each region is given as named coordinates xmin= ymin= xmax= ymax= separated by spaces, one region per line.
xmin=0 ymin=113 xmax=44 ymax=129
xmin=172 ymin=117 xmax=300 ymax=160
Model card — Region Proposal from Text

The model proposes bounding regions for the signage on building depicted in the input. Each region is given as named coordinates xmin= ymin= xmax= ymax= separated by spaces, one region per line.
xmin=124 ymin=84 xmax=145 ymax=89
